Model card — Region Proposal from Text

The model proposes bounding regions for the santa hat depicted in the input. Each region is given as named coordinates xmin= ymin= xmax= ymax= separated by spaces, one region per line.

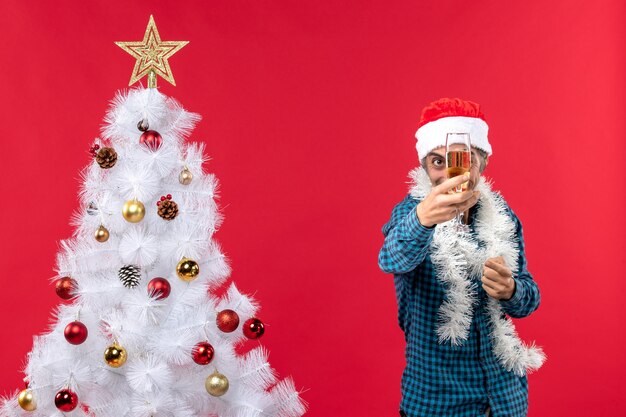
xmin=415 ymin=98 xmax=492 ymax=161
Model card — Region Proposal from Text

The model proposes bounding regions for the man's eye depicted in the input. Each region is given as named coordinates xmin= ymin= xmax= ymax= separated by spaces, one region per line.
xmin=433 ymin=159 xmax=444 ymax=167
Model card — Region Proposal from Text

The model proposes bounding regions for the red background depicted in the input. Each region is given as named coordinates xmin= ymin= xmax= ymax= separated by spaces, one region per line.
xmin=0 ymin=1 xmax=624 ymax=416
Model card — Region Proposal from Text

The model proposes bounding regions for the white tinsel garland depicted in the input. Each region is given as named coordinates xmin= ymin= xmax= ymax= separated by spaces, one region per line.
xmin=409 ymin=167 xmax=546 ymax=376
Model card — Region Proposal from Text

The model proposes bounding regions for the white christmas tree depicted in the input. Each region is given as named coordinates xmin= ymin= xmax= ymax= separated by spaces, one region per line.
xmin=1 ymin=17 xmax=306 ymax=417
xmin=0 ymin=85 xmax=306 ymax=417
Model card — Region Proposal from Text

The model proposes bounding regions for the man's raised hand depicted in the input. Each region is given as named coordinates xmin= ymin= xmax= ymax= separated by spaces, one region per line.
xmin=415 ymin=173 xmax=481 ymax=228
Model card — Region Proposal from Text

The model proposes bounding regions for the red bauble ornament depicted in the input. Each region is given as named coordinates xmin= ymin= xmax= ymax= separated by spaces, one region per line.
xmin=139 ymin=130 xmax=162 ymax=151
xmin=243 ymin=318 xmax=265 ymax=339
xmin=192 ymin=341 xmax=215 ymax=365
xmin=55 ymin=277 xmax=77 ymax=300
xmin=55 ymin=389 xmax=78 ymax=412
xmin=147 ymin=277 xmax=171 ymax=300
xmin=64 ymin=321 xmax=88 ymax=345
xmin=216 ymin=309 xmax=240 ymax=333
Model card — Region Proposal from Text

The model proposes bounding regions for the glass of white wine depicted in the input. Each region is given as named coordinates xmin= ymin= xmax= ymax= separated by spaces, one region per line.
xmin=445 ymin=132 xmax=472 ymax=226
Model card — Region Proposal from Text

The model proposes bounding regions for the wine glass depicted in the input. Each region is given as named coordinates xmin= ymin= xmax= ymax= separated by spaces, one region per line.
xmin=445 ymin=133 xmax=471 ymax=226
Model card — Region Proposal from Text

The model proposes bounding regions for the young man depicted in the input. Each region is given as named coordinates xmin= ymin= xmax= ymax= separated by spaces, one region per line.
xmin=378 ymin=98 xmax=545 ymax=417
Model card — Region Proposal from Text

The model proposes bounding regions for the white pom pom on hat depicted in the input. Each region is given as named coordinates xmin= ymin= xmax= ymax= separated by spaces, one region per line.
xmin=415 ymin=98 xmax=492 ymax=161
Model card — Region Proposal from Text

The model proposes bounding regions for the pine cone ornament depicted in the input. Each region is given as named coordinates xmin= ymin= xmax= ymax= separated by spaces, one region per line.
xmin=95 ymin=147 xmax=118 ymax=169
xmin=118 ymin=265 xmax=141 ymax=288
xmin=157 ymin=194 xmax=178 ymax=221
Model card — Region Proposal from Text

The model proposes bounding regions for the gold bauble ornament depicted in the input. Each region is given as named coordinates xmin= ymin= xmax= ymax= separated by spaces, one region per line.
xmin=95 ymin=225 xmax=110 ymax=242
xmin=18 ymin=389 xmax=36 ymax=411
xmin=176 ymin=258 xmax=200 ymax=282
xmin=179 ymin=166 xmax=193 ymax=185
xmin=205 ymin=371 xmax=229 ymax=397
xmin=122 ymin=199 xmax=146 ymax=223
xmin=104 ymin=344 xmax=127 ymax=368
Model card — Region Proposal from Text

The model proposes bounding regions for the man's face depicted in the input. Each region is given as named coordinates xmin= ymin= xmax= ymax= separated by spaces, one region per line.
xmin=422 ymin=146 xmax=485 ymax=190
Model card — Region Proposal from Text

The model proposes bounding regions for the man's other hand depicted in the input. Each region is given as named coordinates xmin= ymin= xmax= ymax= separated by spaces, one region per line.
xmin=481 ymin=256 xmax=515 ymax=301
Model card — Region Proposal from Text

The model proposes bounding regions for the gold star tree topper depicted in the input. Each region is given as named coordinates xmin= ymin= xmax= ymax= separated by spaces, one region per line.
xmin=115 ymin=15 xmax=188 ymax=88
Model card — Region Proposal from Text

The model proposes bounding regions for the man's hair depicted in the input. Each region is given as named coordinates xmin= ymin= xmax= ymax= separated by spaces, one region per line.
xmin=420 ymin=148 xmax=489 ymax=173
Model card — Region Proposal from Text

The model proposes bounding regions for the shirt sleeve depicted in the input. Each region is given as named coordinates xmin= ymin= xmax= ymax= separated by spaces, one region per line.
xmin=498 ymin=207 xmax=541 ymax=319
xmin=378 ymin=195 xmax=435 ymax=274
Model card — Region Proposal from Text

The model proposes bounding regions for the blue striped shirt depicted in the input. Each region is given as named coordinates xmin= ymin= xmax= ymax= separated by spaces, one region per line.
xmin=379 ymin=194 xmax=540 ymax=417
